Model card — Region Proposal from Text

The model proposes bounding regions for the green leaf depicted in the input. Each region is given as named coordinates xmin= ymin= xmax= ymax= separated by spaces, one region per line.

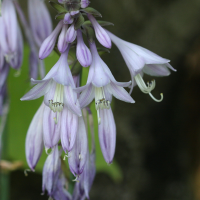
xmin=83 ymin=20 xmax=114 ymax=27
xmin=83 ymin=26 xmax=95 ymax=43
xmin=74 ymin=14 xmax=85 ymax=30
xmin=81 ymin=7 xmax=102 ymax=18
xmin=49 ymin=1 xmax=67 ymax=13
xmin=97 ymin=47 xmax=110 ymax=56
xmin=55 ymin=12 xmax=66 ymax=20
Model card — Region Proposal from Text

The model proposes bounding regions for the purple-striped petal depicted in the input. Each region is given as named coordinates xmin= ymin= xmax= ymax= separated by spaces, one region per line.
xmin=43 ymin=106 xmax=61 ymax=149
xmin=87 ymin=14 xmax=111 ymax=49
xmin=63 ymin=86 xmax=82 ymax=116
xmin=61 ymin=108 xmax=78 ymax=152
xmin=26 ymin=103 xmax=45 ymax=171
xmin=98 ymin=108 xmax=116 ymax=164
xmin=68 ymin=116 xmax=88 ymax=176
xmin=143 ymin=64 xmax=171 ymax=77
xmin=21 ymin=79 xmax=52 ymax=101
xmin=39 ymin=21 xmax=63 ymax=59
xmin=78 ymin=84 xmax=95 ymax=108
xmin=107 ymin=82 xmax=135 ymax=103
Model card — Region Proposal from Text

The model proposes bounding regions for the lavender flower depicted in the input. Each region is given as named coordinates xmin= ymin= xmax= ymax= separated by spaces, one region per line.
xmin=106 ymin=30 xmax=176 ymax=101
xmin=28 ymin=0 xmax=52 ymax=47
xmin=26 ymin=103 xmax=45 ymax=171
xmin=77 ymin=42 xmax=134 ymax=124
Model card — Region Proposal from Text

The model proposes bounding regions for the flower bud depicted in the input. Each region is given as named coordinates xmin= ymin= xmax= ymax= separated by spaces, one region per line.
xmin=64 ymin=13 xmax=74 ymax=24
xmin=98 ymin=108 xmax=116 ymax=164
xmin=76 ymin=29 xmax=92 ymax=67
xmin=81 ymin=0 xmax=90 ymax=8
xmin=58 ymin=24 xmax=69 ymax=53
xmin=66 ymin=24 xmax=77 ymax=43
xmin=87 ymin=14 xmax=111 ymax=49
xmin=39 ymin=21 xmax=63 ymax=59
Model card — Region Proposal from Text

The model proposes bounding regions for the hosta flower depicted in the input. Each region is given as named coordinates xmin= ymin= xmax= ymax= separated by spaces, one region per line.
xmin=76 ymin=42 xmax=134 ymax=163
xmin=21 ymin=47 xmax=81 ymax=149
xmin=106 ymin=30 xmax=176 ymax=102
xmin=77 ymin=42 xmax=134 ymax=124
xmin=81 ymin=0 xmax=90 ymax=8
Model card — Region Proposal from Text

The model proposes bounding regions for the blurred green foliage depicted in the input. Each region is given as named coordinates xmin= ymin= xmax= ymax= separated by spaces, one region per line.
xmin=6 ymin=45 xmax=122 ymax=182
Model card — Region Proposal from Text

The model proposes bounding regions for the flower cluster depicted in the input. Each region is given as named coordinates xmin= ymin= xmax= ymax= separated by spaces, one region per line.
xmin=0 ymin=0 xmax=175 ymax=199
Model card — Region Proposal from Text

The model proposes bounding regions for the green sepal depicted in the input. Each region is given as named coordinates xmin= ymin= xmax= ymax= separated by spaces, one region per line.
xmin=80 ymin=7 xmax=102 ymax=18
xmin=65 ymin=3 xmax=80 ymax=12
xmin=74 ymin=14 xmax=85 ymax=30
xmin=49 ymin=1 xmax=67 ymax=13
xmin=55 ymin=12 xmax=67 ymax=20
xmin=83 ymin=26 xmax=95 ymax=43
xmin=71 ymin=60 xmax=82 ymax=76
xmin=83 ymin=20 xmax=114 ymax=27
xmin=97 ymin=47 xmax=110 ymax=56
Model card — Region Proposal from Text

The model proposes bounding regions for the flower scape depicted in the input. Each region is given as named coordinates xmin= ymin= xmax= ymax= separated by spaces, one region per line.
xmin=0 ymin=0 xmax=176 ymax=199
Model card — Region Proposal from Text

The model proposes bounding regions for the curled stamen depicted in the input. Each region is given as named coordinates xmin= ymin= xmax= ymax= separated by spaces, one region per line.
xmin=135 ymin=74 xmax=163 ymax=102
xmin=72 ymin=176 xmax=79 ymax=182
xmin=45 ymin=147 xmax=50 ymax=155
xmin=24 ymin=169 xmax=31 ymax=176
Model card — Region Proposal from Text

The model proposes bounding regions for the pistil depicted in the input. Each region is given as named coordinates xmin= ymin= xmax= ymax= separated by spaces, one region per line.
xmin=135 ymin=73 xmax=163 ymax=102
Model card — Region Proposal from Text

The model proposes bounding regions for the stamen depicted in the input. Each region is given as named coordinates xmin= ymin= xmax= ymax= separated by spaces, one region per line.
xmin=48 ymin=84 xmax=64 ymax=123
xmin=79 ymin=153 xmax=82 ymax=160
xmin=63 ymin=154 xmax=70 ymax=160
xmin=72 ymin=176 xmax=79 ymax=182
xmin=135 ymin=74 xmax=163 ymax=102
xmin=95 ymin=87 xmax=111 ymax=124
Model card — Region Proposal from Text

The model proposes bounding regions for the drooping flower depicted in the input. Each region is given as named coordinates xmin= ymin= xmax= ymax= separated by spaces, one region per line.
xmin=58 ymin=24 xmax=69 ymax=53
xmin=76 ymin=42 xmax=133 ymax=163
xmin=106 ymin=30 xmax=176 ymax=101
xmin=77 ymin=42 xmax=134 ymax=124
xmin=21 ymin=47 xmax=81 ymax=149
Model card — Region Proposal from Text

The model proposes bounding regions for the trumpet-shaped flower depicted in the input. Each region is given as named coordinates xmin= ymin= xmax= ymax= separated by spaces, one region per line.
xmin=77 ymin=42 xmax=134 ymax=124
xmin=106 ymin=30 xmax=176 ymax=101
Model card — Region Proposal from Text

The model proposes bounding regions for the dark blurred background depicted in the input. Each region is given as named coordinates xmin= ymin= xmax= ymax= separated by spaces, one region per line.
xmin=3 ymin=0 xmax=200 ymax=199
